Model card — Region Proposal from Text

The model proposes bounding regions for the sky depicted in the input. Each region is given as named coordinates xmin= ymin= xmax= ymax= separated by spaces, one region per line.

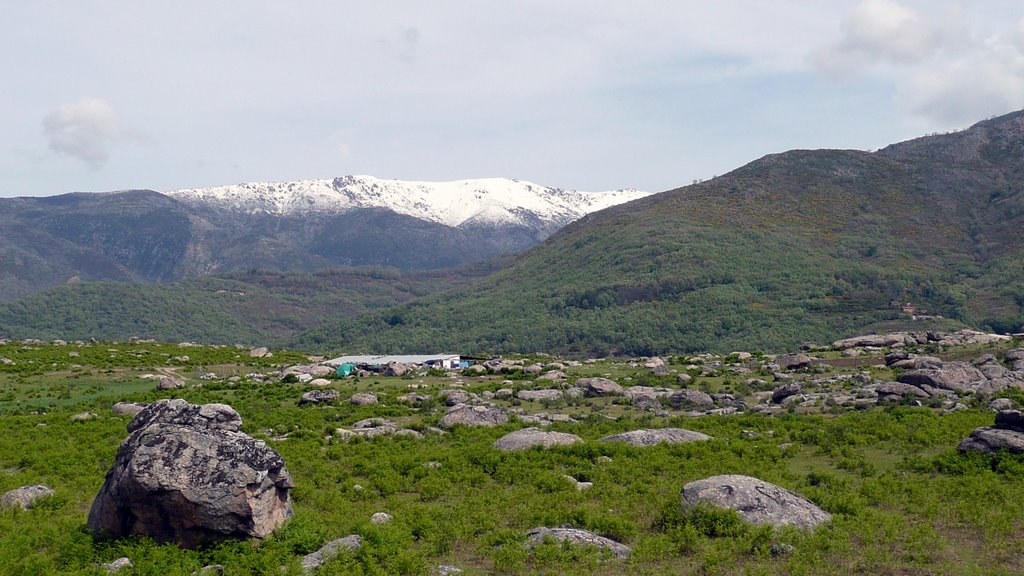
xmin=3 ymin=0 xmax=1024 ymax=198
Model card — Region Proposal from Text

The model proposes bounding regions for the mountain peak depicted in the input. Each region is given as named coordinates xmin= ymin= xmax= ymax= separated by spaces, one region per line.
xmin=167 ymin=175 xmax=650 ymax=229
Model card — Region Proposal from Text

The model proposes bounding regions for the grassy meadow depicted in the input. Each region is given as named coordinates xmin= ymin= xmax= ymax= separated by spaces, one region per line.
xmin=0 ymin=340 xmax=1022 ymax=575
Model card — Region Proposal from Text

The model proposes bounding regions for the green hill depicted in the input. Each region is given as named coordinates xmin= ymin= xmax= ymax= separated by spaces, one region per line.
xmin=293 ymin=112 xmax=1024 ymax=355
xmin=0 ymin=265 xmax=491 ymax=345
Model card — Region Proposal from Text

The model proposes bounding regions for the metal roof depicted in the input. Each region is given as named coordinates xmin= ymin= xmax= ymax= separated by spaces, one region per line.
xmin=325 ymin=354 xmax=460 ymax=366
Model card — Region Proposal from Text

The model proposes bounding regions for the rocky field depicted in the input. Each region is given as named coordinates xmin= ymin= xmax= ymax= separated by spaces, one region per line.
xmin=0 ymin=332 xmax=1023 ymax=575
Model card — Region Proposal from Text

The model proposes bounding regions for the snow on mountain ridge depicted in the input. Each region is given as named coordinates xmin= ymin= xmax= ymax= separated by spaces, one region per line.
xmin=167 ymin=176 xmax=650 ymax=228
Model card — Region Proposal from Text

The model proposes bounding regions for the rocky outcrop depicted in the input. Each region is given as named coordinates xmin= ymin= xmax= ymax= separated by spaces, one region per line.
xmin=492 ymin=427 xmax=583 ymax=451
xmin=771 ymin=383 xmax=802 ymax=404
xmin=349 ymin=392 xmax=378 ymax=406
xmin=1 ymin=485 xmax=54 ymax=510
xmin=526 ymin=527 xmax=630 ymax=559
xmin=112 ymin=402 xmax=148 ymax=417
xmin=897 ymin=362 xmax=986 ymax=392
xmin=574 ymin=377 xmax=623 ymax=397
xmin=87 ymin=399 xmax=293 ymax=548
xmin=681 ymin=474 xmax=831 ymax=530
xmin=959 ymin=410 xmax=1024 ymax=454
xmin=600 ymin=428 xmax=711 ymax=446
xmin=516 ymin=389 xmax=565 ymax=402
xmin=668 ymin=389 xmax=714 ymax=408
xmin=439 ymin=404 xmax=508 ymax=428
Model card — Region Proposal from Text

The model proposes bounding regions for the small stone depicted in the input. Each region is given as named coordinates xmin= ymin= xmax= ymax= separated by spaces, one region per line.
xmin=371 ymin=512 xmax=393 ymax=524
xmin=1 ymin=485 xmax=55 ymax=510
xmin=102 ymin=557 xmax=133 ymax=573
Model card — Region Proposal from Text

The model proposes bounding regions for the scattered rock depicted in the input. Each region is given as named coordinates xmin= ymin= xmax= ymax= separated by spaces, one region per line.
xmin=157 ymin=376 xmax=183 ymax=390
xmin=958 ymin=427 xmax=1024 ymax=454
xmin=1 ymin=485 xmax=55 ymax=510
xmin=526 ymin=527 xmax=630 ymax=559
xmin=432 ymin=565 xmax=463 ymax=576
xmin=371 ymin=512 xmax=393 ymax=524
xmin=249 ymin=347 xmax=270 ymax=358
xmin=384 ymin=362 xmax=410 ymax=377
xmin=668 ymin=389 xmax=714 ymax=408
xmin=492 ymin=427 xmax=583 ymax=451
xmin=563 ymin=475 xmax=593 ymax=490
xmin=897 ymin=362 xmax=986 ymax=392
xmin=439 ymin=404 xmax=508 ymax=428
xmin=300 ymin=535 xmax=362 ymax=573
xmin=102 ymin=557 xmax=133 ymax=573
xmin=87 ymin=399 xmax=293 ymax=548
xmin=308 ymin=378 xmax=332 ymax=387
xmin=771 ymin=383 xmax=802 ymax=404
xmin=538 ymin=370 xmax=567 ymax=381
xmin=441 ymin=389 xmax=471 ymax=406
xmin=300 ymin=389 xmax=340 ymax=406
xmin=776 ymin=353 xmax=813 ymax=370
xmin=517 ymin=389 xmax=564 ymax=402
xmin=874 ymin=382 xmax=929 ymax=399
xmin=112 ymin=402 xmax=148 ymax=417
xmin=989 ymin=398 xmax=1015 ymax=412
xmin=350 ymin=392 xmax=378 ymax=406
xmin=600 ymin=428 xmax=711 ymax=446
xmin=70 ymin=411 xmax=98 ymax=421
xmin=575 ymin=377 xmax=623 ymax=397
xmin=682 ymin=474 xmax=831 ymax=529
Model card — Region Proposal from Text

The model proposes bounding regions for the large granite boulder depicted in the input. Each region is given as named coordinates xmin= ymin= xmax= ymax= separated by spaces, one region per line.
xmin=681 ymin=474 xmax=831 ymax=530
xmin=574 ymin=377 xmax=623 ymax=397
xmin=87 ymin=399 xmax=293 ymax=548
xmin=439 ymin=404 xmax=508 ymax=428
xmin=897 ymin=362 xmax=986 ymax=392
xmin=668 ymin=389 xmax=714 ymax=409
xmin=958 ymin=410 xmax=1024 ymax=454
xmin=600 ymin=428 xmax=711 ymax=446
xmin=492 ymin=427 xmax=582 ymax=451
xmin=776 ymin=353 xmax=813 ymax=370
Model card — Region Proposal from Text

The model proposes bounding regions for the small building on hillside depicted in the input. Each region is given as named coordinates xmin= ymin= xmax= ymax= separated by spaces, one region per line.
xmin=325 ymin=354 xmax=463 ymax=371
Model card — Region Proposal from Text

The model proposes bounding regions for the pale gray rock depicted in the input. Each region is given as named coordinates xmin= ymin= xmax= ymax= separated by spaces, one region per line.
xmin=370 ymin=512 xmax=393 ymax=524
xmin=300 ymin=535 xmax=362 ymax=573
xmin=958 ymin=428 xmax=1024 ymax=454
xmin=249 ymin=347 xmax=270 ymax=358
xmin=600 ymin=428 xmax=711 ymax=446
xmin=71 ymin=411 xmax=98 ymax=421
xmin=384 ymin=362 xmax=410 ymax=377
xmin=776 ymin=353 xmax=813 ymax=370
xmin=524 ymin=364 xmax=544 ymax=374
xmin=623 ymin=386 xmax=674 ymax=400
xmin=87 ymin=399 xmax=293 ymax=548
xmin=575 ymin=377 xmax=623 ymax=397
xmin=102 ymin=557 xmax=133 ymax=573
xmin=439 ymin=404 xmax=508 ymax=428
xmin=441 ymin=389 xmax=471 ymax=406
xmin=299 ymin=389 xmax=340 ymax=406
xmin=897 ymin=362 xmax=986 ymax=392
xmin=832 ymin=333 xmax=907 ymax=349
xmin=682 ymin=474 xmax=831 ymax=529
xmin=157 ymin=376 xmax=183 ymax=390
xmin=989 ymin=398 xmax=1015 ymax=412
xmin=526 ymin=527 xmax=630 ymax=559
xmin=516 ymin=389 xmax=564 ymax=402
xmin=668 ymin=389 xmax=714 ymax=408
xmin=874 ymin=382 xmax=930 ymax=398
xmin=349 ymin=392 xmax=378 ymax=406
xmin=308 ymin=378 xmax=332 ymax=387
xmin=538 ymin=370 xmax=567 ymax=381
xmin=492 ymin=427 xmax=582 ymax=451
xmin=1 ymin=485 xmax=55 ymax=510
xmin=112 ymin=402 xmax=148 ymax=417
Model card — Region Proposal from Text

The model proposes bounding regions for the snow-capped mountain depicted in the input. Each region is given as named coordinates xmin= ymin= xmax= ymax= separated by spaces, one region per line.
xmin=167 ymin=175 xmax=650 ymax=229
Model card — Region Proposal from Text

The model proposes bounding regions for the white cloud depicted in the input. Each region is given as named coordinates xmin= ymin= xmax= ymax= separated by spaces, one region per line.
xmin=900 ymin=21 xmax=1024 ymax=127
xmin=42 ymin=98 xmax=136 ymax=168
xmin=811 ymin=0 xmax=958 ymax=76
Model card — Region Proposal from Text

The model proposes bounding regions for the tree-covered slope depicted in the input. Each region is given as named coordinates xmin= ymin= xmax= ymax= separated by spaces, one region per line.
xmin=293 ymin=112 xmax=1024 ymax=355
xmin=0 ymin=266 xmax=492 ymax=345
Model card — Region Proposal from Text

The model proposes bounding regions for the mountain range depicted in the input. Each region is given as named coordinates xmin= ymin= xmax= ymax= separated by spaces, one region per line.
xmin=0 ymin=177 xmax=648 ymax=303
xmin=2 ymin=111 xmax=1024 ymax=353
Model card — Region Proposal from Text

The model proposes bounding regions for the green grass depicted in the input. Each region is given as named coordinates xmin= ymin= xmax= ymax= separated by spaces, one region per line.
xmin=0 ymin=341 xmax=1022 ymax=574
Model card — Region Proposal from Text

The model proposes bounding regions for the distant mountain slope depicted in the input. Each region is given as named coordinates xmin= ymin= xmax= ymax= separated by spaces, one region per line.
xmin=0 ymin=265 xmax=490 ymax=344
xmin=294 ymin=111 xmax=1024 ymax=356
xmin=0 ymin=177 xmax=648 ymax=302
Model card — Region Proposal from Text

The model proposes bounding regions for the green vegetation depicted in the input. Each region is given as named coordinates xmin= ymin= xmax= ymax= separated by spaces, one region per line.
xmin=1 ymin=341 xmax=1022 ymax=574
xmin=0 ymin=266 xmax=485 ymax=346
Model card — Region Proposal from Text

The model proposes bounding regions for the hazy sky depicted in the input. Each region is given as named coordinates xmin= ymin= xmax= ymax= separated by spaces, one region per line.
xmin=4 ymin=0 xmax=1024 ymax=197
